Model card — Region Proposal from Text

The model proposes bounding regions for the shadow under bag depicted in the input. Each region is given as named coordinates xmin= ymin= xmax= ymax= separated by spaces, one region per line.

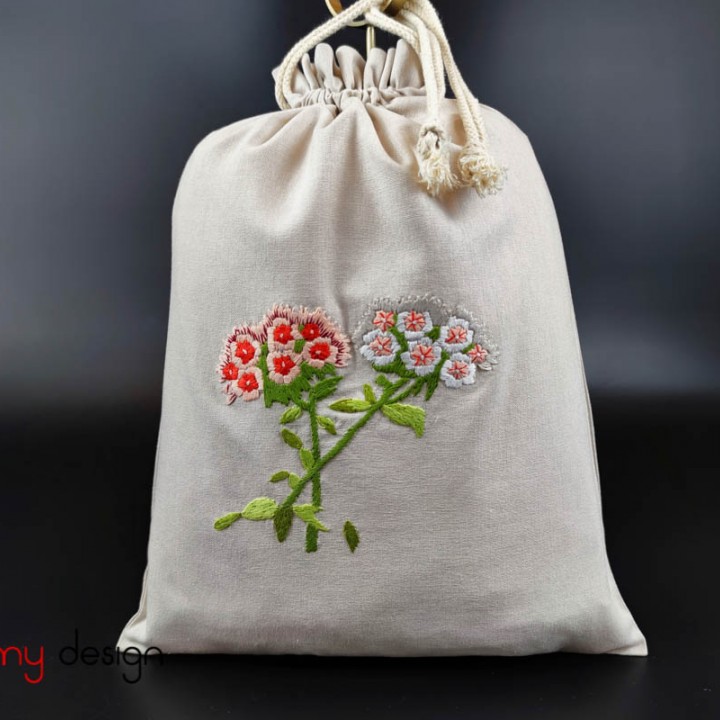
xmin=120 ymin=0 xmax=646 ymax=656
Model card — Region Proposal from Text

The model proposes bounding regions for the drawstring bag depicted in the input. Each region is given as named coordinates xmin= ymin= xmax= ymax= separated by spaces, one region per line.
xmin=119 ymin=0 xmax=646 ymax=656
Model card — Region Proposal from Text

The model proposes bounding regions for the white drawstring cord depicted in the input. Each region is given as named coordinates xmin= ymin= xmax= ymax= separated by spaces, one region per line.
xmin=402 ymin=0 xmax=506 ymax=195
xmin=366 ymin=7 xmax=457 ymax=195
xmin=273 ymin=0 xmax=506 ymax=197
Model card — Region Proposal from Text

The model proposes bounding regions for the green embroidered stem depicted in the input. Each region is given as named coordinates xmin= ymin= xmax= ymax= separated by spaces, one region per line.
xmin=306 ymin=389 xmax=322 ymax=552
xmin=308 ymin=392 xmax=322 ymax=506
xmin=279 ymin=378 xmax=409 ymax=510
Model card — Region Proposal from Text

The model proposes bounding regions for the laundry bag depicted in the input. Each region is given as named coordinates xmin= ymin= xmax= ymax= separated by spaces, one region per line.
xmin=119 ymin=0 xmax=646 ymax=656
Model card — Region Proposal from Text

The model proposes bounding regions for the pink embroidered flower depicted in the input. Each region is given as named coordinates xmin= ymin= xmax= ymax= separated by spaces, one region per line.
xmin=439 ymin=317 xmax=474 ymax=352
xmin=217 ymin=324 xmax=264 ymax=399
xmin=220 ymin=361 xmax=239 ymax=381
xmin=468 ymin=344 xmax=488 ymax=365
xmin=235 ymin=367 xmax=263 ymax=401
xmin=372 ymin=310 xmax=396 ymax=332
xmin=300 ymin=322 xmax=322 ymax=341
xmin=440 ymin=353 xmax=477 ymax=388
xmin=360 ymin=330 xmax=400 ymax=367
xmin=303 ymin=339 xmax=338 ymax=369
xmin=267 ymin=350 xmax=302 ymax=384
xmin=397 ymin=310 xmax=433 ymax=339
xmin=400 ymin=338 xmax=442 ymax=376
xmin=231 ymin=335 xmax=261 ymax=367
xmin=268 ymin=317 xmax=299 ymax=348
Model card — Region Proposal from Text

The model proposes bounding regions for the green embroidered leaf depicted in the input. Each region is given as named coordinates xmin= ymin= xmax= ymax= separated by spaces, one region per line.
xmin=375 ymin=375 xmax=392 ymax=388
xmin=288 ymin=472 xmax=302 ymax=489
xmin=293 ymin=339 xmax=305 ymax=353
xmin=329 ymin=398 xmax=372 ymax=413
xmin=317 ymin=415 xmax=337 ymax=435
xmin=381 ymin=403 xmax=426 ymax=437
xmin=240 ymin=497 xmax=278 ymax=521
xmin=300 ymin=448 xmax=315 ymax=470
xmin=363 ymin=384 xmax=377 ymax=403
xmin=313 ymin=376 xmax=342 ymax=400
xmin=214 ymin=512 xmax=242 ymax=531
xmin=274 ymin=505 xmax=293 ymax=542
xmin=343 ymin=520 xmax=360 ymax=553
xmin=281 ymin=428 xmax=303 ymax=449
xmin=293 ymin=504 xmax=329 ymax=532
xmin=279 ymin=405 xmax=302 ymax=424
xmin=426 ymin=325 xmax=441 ymax=341
xmin=270 ymin=470 xmax=290 ymax=483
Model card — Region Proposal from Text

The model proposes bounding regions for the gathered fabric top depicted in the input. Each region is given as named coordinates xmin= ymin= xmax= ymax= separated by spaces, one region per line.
xmin=273 ymin=40 xmax=426 ymax=111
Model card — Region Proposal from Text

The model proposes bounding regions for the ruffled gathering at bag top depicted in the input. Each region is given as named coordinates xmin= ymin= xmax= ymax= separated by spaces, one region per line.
xmin=274 ymin=39 xmax=426 ymax=110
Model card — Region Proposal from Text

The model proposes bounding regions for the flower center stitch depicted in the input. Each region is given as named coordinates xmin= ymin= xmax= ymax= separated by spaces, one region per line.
xmin=404 ymin=311 xmax=426 ymax=332
xmin=301 ymin=323 xmax=321 ymax=341
xmin=446 ymin=327 xmax=467 ymax=345
xmin=369 ymin=336 xmax=393 ymax=356
xmin=273 ymin=324 xmax=294 ymax=344
xmin=410 ymin=344 xmax=435 ymax=366
xmin=238 ymin=372 xmax=259 ymax=392
xmin=222 ymin=362 xmax=239 ymax=380
xmin=234 ymin=340 xmax=257 ymax=364
xmin=273 ymin=354 xmax=297 ymax=376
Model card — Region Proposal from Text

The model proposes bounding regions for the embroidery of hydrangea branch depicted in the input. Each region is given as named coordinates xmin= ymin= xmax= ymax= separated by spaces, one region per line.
xmin=214 ymin=304 xmax=498 ymax=555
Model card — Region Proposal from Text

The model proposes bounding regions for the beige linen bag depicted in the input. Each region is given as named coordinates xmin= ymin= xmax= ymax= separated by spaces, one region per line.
xmin=119 ymin=0 xmax=646 ymax=656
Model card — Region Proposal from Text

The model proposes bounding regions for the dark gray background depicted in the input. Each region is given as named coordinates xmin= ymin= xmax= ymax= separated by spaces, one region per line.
xmin=1 ymin=0 xmax=718 ymax=416
xmin=1 ymin=2 xmax=718 ymax=719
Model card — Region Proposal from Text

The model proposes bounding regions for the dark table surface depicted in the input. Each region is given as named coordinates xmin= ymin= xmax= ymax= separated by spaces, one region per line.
xmin=1 ymin=395 xmax=718 ymax=719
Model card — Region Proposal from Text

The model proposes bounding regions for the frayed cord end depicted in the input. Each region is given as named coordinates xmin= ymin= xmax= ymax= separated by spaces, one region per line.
xmin=416 ymin=123 xmax=458 ymax=197
xmin=458 ymin=145 xmax=507 ymax=197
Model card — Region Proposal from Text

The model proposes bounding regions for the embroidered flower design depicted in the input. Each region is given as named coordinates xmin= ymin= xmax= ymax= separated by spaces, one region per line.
xmin=397 ymin=310 xmax=432 ymax=339
xmin=236 ymin=367 xmax=263 ymax=401
xmin=268 ymin=318 xmax=298 ymax=348
xmin=439 ymin=317 xmax=474 ymax=353
xmin=440 ymin=353 xmax=476 ymax=388
xmin=267 ymin=350 xmax=302 ymax=384
xmin=467 ymin=341 xmax=498 ymax=371
xmin=303 ymin=339 xmax=338 ymax=369
xmin=231 ymin=335 xmax=261 ymax=367
xmin=220 ymin=361 xmax=239 ymax=381
xmin=360 ymin=330 xmax=400 ymax=366
xmin=401 ymin=338 xmax=443 ymax=376
xmin=214 ymin=301 xmax=498 ymax=556
xmin=300 ymin=322 xmax=322 ymax=341
xmin=372 ymin=310 xmax=396 ymax=332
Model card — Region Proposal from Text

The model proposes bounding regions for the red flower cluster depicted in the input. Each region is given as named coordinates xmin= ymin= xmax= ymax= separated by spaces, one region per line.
xmin=217 ymin=305 xmax=351 ymax=403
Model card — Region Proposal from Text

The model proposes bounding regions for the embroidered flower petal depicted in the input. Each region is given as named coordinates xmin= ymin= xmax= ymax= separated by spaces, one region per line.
xmin=440 ymin=353 xmax=477 ymax=388
xmin=360 ymin=330 xmax=399 ymax=367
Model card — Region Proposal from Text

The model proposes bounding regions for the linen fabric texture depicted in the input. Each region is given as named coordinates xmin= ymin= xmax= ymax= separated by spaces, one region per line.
xmin=119 ymin=41 xmax=647 ymax=656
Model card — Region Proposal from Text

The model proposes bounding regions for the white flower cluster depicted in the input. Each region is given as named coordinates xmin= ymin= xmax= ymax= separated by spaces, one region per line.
xmin=360 ymin=310 xmax=497 ymax=389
